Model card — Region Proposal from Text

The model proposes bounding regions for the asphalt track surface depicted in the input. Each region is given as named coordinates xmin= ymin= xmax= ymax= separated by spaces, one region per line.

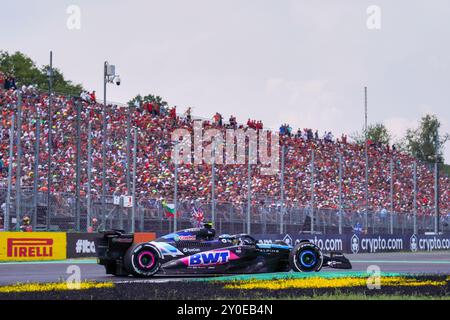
xmin=0 ymin=251 xmax=449 ymax=285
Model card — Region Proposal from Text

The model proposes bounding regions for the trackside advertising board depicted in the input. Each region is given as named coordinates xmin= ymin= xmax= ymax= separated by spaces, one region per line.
xmin=254 ymin=233 xmax=450 ymax=254
xmin=66 ymin=232 xmax=157 ymax=258
xmin=0 ymin=232 xmax=67 ymax=261
xmin=66 ymin=233 xmax=101 ymax=258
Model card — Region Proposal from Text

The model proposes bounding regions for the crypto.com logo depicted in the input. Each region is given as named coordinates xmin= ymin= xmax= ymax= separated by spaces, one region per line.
xmin=351 ymin=234 xmax=360 ymax=254
xmin=171 ymin=120 xmax=280 ymax=175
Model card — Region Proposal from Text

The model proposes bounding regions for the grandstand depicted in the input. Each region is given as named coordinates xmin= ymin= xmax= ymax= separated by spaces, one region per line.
xmin=0 ymin=86 xmax=449 ymax=234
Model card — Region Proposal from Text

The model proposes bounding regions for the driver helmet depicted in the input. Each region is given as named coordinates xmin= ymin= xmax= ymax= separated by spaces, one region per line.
xmin=203 ymin=222 xmax=213 ymax=229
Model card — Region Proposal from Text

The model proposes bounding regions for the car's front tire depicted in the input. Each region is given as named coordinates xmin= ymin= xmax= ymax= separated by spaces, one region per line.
xmin=289 ymin=242 xmax=323 ymax=272
xmin=124 ymin=243 xmax=161 ymax=277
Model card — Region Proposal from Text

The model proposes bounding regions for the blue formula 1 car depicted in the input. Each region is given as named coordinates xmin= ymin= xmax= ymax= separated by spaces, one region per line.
xmin=96 ymin=224 xmax=352 ymax=277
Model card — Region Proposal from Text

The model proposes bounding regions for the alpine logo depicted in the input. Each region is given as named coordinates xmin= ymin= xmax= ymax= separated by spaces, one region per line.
xmin=283 ymin=234 xmax=293 ymax=246
xmin=183 ymin=250 xmax=238 ymax=266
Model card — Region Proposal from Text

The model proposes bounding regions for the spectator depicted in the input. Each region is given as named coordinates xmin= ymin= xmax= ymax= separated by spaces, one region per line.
xmin=88 ymin=217 xmax=98 ymax=233
xmin=4 ymin=75 xmax=16 ymax=90
xmin=353 ymin=221 xmax=363 ymax=234
xmin=90 ymin=91 xmax=96 ymax=103
xmin=184 ymin=107 xmax=192 ymax=122
xmin=0 ymin=154 xmax=4 ymax=173
xmin=0 ymin=71 xmax=5 ymax=90
xmin=0 ymin=87 xmax=448 ymax=220
xmin=80 ymin=90 xmax=91 ymax=103
xmin=213 ymin=112 xmax=222 ymax=126
xmin=19 ymin=215 xmax=32 ymax=232
xmin=228 ymin=115 xmax=237 ymax=129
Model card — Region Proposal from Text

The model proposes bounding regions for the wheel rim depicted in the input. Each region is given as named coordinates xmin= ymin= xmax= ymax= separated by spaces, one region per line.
xmin=299 ymin=250 xmax=316 ymax=268
xmin=137 ymin=251 xmax=155 ymax=269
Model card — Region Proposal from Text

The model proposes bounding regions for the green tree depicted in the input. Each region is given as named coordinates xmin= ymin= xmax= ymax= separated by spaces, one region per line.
xmin=127 ymin=94 xmax=168 ymax=107
xmin=0 ymin=51 xmax=83 ymax=95
xmin=405 ymin=114 xmax=449 ymax=163
xmin=351 ymin=123 xmax=392 ymax=145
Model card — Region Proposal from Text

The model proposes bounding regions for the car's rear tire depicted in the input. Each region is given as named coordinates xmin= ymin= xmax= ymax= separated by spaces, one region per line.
xmin=124 ymin=243 xmax=161 ymax=277
xmin=289 ymin=242 xmax=323 ymax=272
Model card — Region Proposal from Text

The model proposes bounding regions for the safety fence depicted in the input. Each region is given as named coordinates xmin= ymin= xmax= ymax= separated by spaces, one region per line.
xmin=1 ymin=89 xmax=449 ymax=240
xmin=1 ymin=189 xmax=447 ymax=236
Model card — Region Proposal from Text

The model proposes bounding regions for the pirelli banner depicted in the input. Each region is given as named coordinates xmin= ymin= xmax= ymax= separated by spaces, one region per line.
xmin=0 ymin=232 xmax=67 ymax=261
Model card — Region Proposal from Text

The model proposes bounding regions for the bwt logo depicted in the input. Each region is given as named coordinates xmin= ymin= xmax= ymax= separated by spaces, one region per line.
xmin=188 ymin=250 xmax=232 ymax=266
xmin=7 ymin=238 xmax=53 ymax=258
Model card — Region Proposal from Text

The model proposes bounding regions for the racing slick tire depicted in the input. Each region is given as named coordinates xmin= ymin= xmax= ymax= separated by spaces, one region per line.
xmin=124 ymin=243 xmax=161 ymax=277
xmin=289 ymin=242 xmax=323 ymax=272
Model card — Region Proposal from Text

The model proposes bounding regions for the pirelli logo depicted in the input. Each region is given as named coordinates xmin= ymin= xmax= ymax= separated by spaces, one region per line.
xmin=0 ymin=232 xmax=66 ymax=261
xmin=7 ymin=238 xmax=54 ymax=258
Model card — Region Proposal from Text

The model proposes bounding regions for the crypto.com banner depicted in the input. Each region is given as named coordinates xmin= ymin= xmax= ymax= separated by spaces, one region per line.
xmin=254 ymin=233 xmax=450 ymax=254
xmin=0 ymin=232 xmax=66 ymax=261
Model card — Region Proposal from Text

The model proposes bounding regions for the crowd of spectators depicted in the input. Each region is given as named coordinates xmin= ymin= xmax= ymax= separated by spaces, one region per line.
xmin=0 ymin=84 xmax=449 ymax=219
xmin=0 ymin=71 xmax=17 ymax=91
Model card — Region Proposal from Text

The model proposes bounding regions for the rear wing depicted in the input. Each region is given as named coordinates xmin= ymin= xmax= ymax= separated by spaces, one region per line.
xmin=96 ymin=229 xmax=134 ymax=262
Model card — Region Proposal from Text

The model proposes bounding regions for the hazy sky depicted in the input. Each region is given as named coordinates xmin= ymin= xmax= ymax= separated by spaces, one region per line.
xmin=1 ymin=0 xmax=449 ymax=162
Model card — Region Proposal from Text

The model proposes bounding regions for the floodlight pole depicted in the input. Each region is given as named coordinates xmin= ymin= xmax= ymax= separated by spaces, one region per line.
xmin=173 ymin=142 xmax=178 ymax=233
xmin=87 ymin=121 xmax=92 ymax=231
xmin=280 ymin=144 xmax=285 ymax=235
xmin=33 ymin=107 xmax=40 ymax=230
xmin=389 ymin=158 xmax=394 ymax=234
xmin=247 ymin=143 xmax=252 ymax=235
xmin=102 ymin=61 xmax=108 ymax=227
xmin=364 ymin=86 xmax=369 ymax=232
xmin=434 ymin=131 xmax=440 ymax=234
xmin=310 ymin=149 xmax=315 ymax=234
xmin=211 ymin=138 xmax=216 ymax=226
xmin=338 ymin=153 xmax=343 ymax=235
xmin=126 ymin=106 xmax=131 ymax=193
xmin=126 ymin=104 xmax=132 ymax=230
xmin=413 ymin=161 xmax=417 ymax=234
xmin=102 ymin=61 xmax=120 ymax=228
xmin=131 ymin=127 xmax=137 ymax=233
xmin=5 ymin=114 xmax=15 ymax=231
xmin=46 ymin=51 xmax=53 ymax=231
xmin=75 ymin=98 xmax=81 ymax=232
xmin=15 ymin=91 xmax=22 ymax=230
